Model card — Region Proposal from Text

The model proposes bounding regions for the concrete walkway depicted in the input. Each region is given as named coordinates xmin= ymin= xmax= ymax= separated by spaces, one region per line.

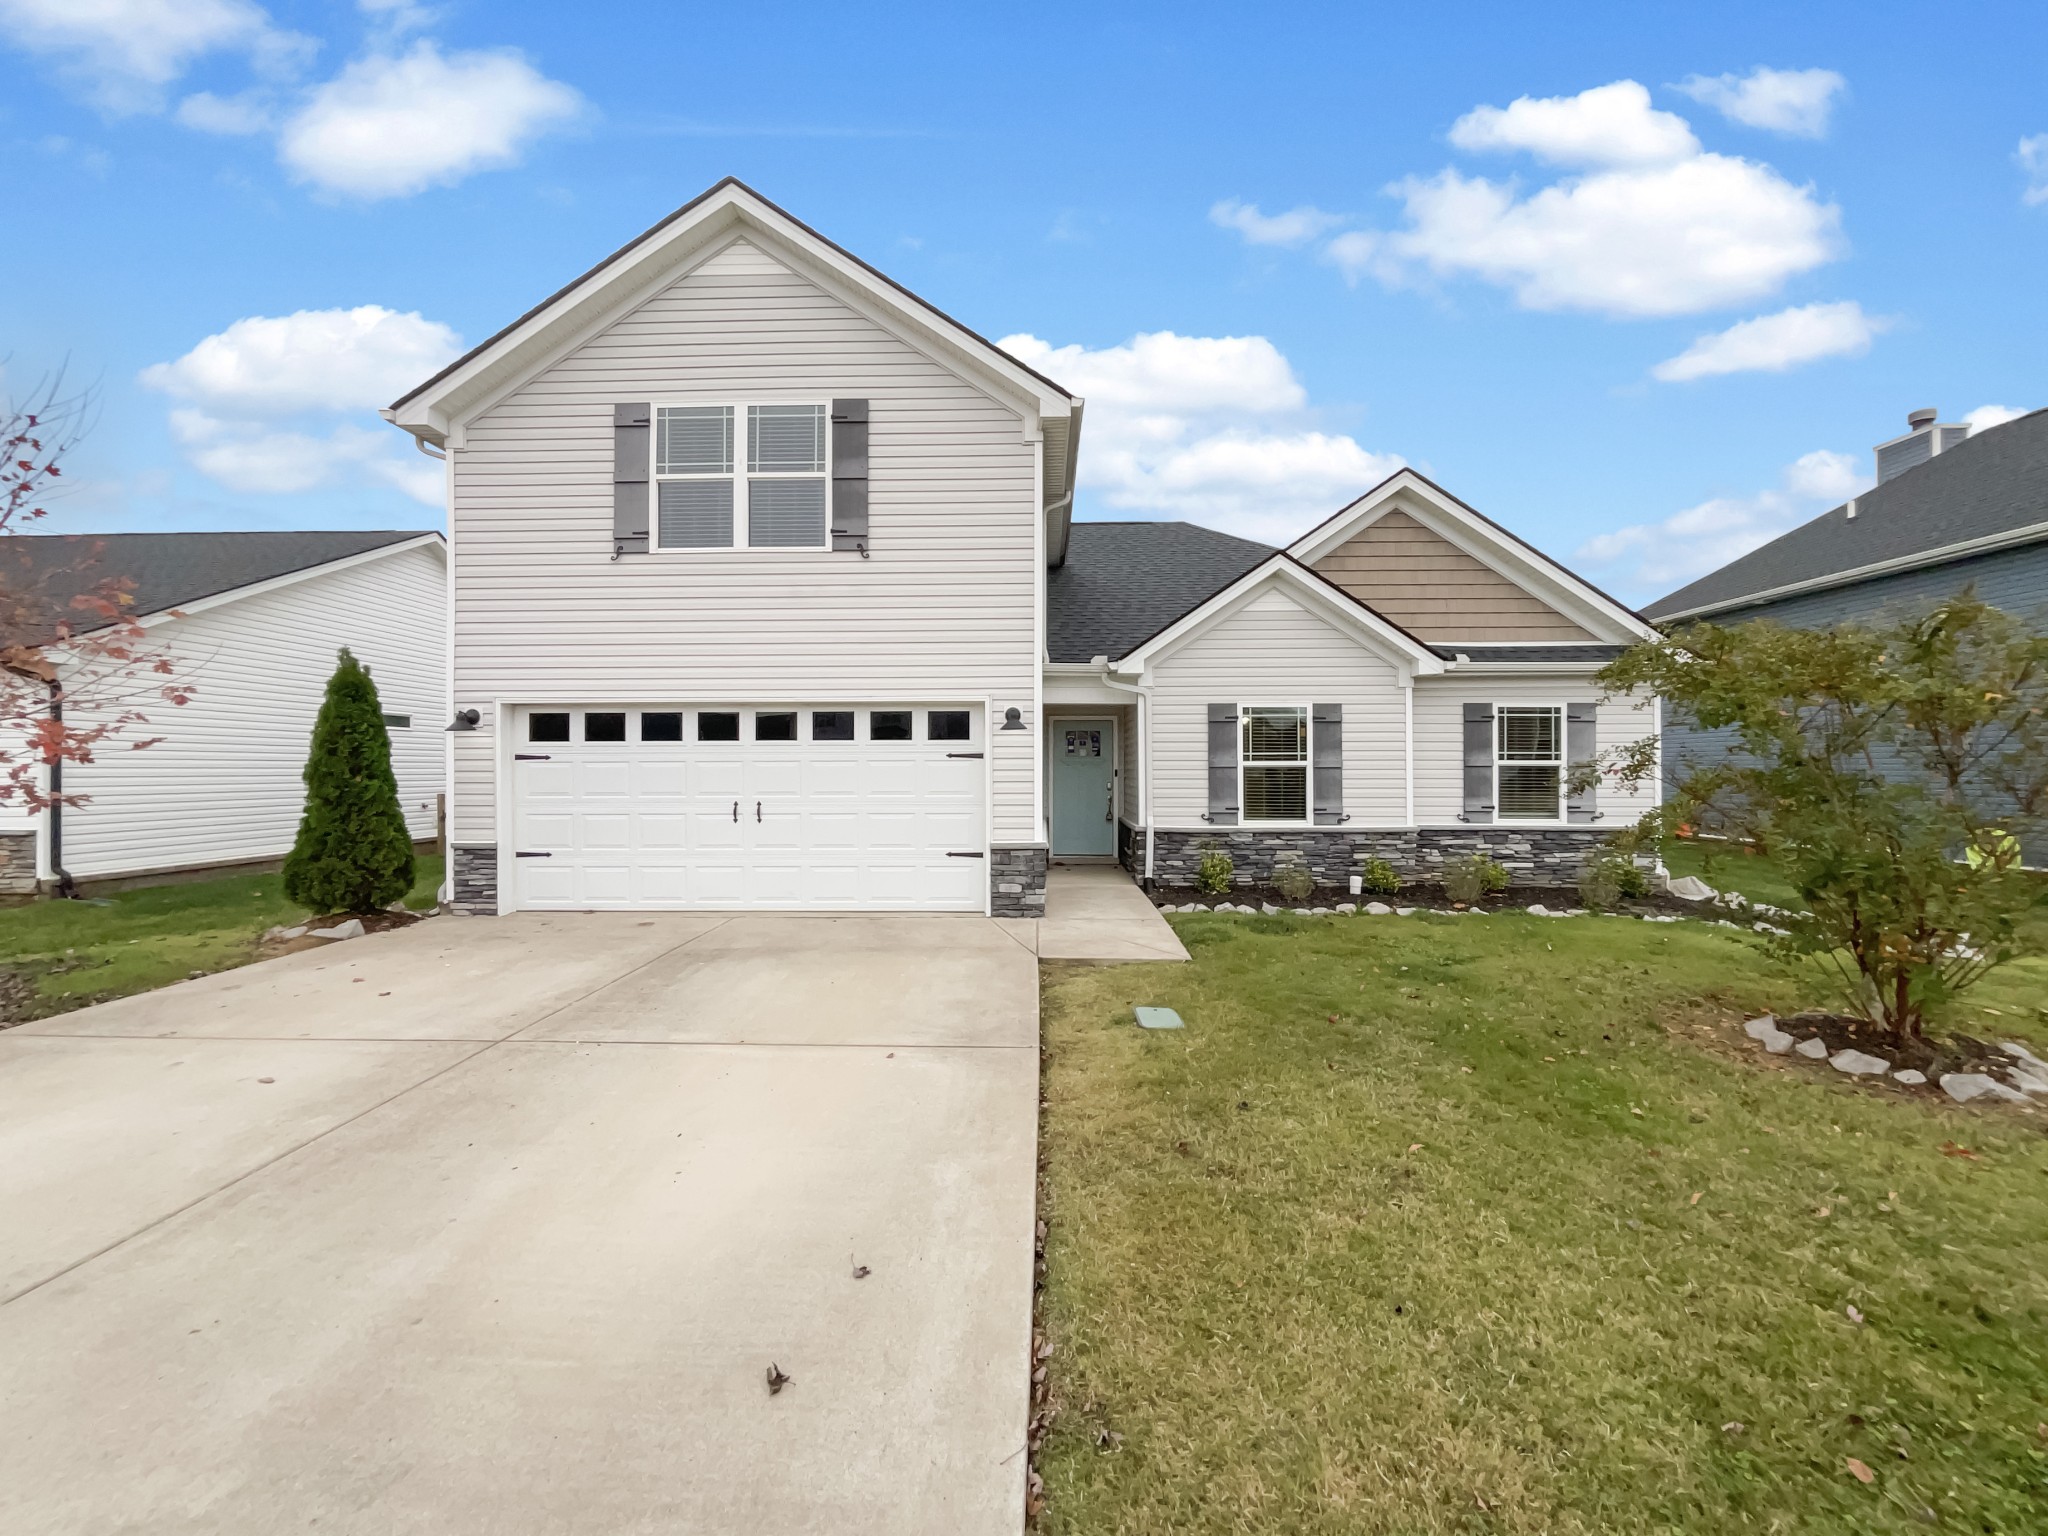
xmin=0 ymin=912 xmax=1037 ymax=1536
xmin=997 ymin=864 xmax=1190 ymax=963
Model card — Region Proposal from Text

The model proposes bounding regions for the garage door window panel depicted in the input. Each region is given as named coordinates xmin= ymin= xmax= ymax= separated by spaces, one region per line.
xmin=812 ymin=710 xmax=854 ymax=741
xmin=755 ymin=711 xmax=798 ymax=742
xmin=698 ymin=712 xmax=740 ymax=742
xmin=870 ymin=710 xmax=913 ymax=741
xmin=928 ymin=710 xmax=971 ymax=741
xmin=640 ymin=711 xmax=683 ymax=742
xmin=584 ymin=712 xmax=626 ymax=742
xmin=529 ymin=712 xmax=570 ymax=743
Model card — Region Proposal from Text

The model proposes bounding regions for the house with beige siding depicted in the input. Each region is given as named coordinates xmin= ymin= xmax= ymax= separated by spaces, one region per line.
xmin=384 ymin=178 xmax=1659 ymax=917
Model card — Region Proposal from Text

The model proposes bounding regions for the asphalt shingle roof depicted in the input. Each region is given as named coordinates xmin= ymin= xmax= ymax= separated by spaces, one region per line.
xmin=1048 ymin=521 xmax=1277 ymax=663
xmin=5 ymin=530 xmax=436 ymax=637
xmin=1647 ymin=408 xmax=2048 ymax=619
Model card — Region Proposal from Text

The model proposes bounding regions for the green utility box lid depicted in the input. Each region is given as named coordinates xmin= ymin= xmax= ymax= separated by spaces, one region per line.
xmin=1134 ymin=1007 xmax=1184 ymax=1030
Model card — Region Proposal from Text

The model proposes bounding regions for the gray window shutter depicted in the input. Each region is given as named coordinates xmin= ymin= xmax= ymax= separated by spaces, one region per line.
xmin=1462 ymin=702 xmax=1495 ymax=823
xmin=1567 ymin=701 xmax=1599 ymax=823
xmin=1206 ymin=703 xmax=1239 ymax=825
xmin=1312 ymin=703 xmax=1344 ymax=824
xmin=613 ymin=403 xmax=650 ymax=557
xmin=831 ymin=398 xmax=869 ymax=554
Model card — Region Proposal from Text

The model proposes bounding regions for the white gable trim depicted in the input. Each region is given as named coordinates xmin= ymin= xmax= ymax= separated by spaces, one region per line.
xmin=1286 ymin=470 xmax=1656 ymax=644
xmin=1110 ymin=556 xmax=1446 ymax=679
xmin=385 ymin=180 xmax=1074 ymax=445
xmin=133 ymin=534 xmax=446 ymax=629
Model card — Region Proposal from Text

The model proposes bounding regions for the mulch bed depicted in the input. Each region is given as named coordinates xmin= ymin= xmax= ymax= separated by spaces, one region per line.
xmin=302 ymin=908 xmax=426 ymax=935
xmin=1767 ymin=1010 xmax=2017 ymax=1082
xmin=1154 ymin=881 xmax=1704 ymax=918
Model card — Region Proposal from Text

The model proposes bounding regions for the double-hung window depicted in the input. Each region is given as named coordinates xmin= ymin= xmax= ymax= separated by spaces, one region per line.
xmin=1242 ymin=705 xmax=1308 ymax=822
xmin=653 ymin=403 xmax=828 ymax=550
xmin=1496 ymin=705 xmax=1563 ymax=820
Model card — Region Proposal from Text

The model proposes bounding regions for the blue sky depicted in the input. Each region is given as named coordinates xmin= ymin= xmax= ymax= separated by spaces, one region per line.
xmin=3 ymin=0 xmax=2043 ymax=605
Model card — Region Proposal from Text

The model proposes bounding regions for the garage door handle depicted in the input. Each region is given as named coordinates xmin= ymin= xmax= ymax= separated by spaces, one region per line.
xmin=755 ymin=800 xmax=762 ymax=822
xmin=514 ymin=753 xmax=550 ymax=761
xmin=947 ymin=851 xmax=985 ymax=858
xmin=514 ymin=851 xmax=552 ymax=858
xmin=947 ymin=751 xmax=983 ymax=759
xmin=732 ymin=800 xmax=738 ymax=822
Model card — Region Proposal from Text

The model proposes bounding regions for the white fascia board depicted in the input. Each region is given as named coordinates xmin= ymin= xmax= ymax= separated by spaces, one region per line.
xmin=389 ymin=185 xmax=1071 ymax=444
xmin=1114 ymin=556 xmax=1445 ymax=679
xmin=133 ymin=534 xmax=446 ymax=629
xmin=1652 ymin=519 xmax=2048 ymax=622
xmin=1286 ymin=470 xmax=1656 ymax=644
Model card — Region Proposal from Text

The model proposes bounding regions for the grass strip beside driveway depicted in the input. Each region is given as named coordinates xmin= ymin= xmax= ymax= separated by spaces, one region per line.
xmin=0 ymin=856 xmax=444 ymax=1019
xmin=1034 ymin=910 xmax=2048 ymax=1534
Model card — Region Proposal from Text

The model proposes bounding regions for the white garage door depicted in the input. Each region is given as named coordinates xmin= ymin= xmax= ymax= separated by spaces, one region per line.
xmin=509 ymin=705 xmax=987 ymax=912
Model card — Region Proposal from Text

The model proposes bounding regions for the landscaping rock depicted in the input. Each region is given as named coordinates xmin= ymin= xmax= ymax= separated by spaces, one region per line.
xmin=1893 ymin=1069 xmax=1927 ymax=1086
xmin=1997 ymin=1043 xmax=2048 ymax=1095
xmin=1794 ymin=1037 xmax=1830 ymax=1059
xmin=1941 ymin=1072 xmax=2027 ymax=1104
xmin=263 ymin=924 xmax=309 ymax=942
xmin=1664 ymin=874 xmax=1717 ymax=902
xmin=1260 ymin=903 xmax=1280 ymax=916
xmin=1364 ymin=902 xmax=1392 ymax=915
xmin=1830 ymin=1049 xmax=1891 ymax=1077
xmin=1334 ymin=903 xmax=1356 ymax=915
xmin=308 ymin=918 xmax=365 ymax=941
xmin=1742 ymin=1015 xmax=1796 ymax=1054
xmin=1526 ymin=903 xmax=1550 ymax=916
xmin=1394 ymin=906 xmax=1417 ymax=916
xmin=1310 ymin=907 xmax=1330 ymax=915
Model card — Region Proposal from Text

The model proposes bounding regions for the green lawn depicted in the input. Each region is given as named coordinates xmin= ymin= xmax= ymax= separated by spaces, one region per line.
xmin=0 ymin=854 xmax=442 ymax=1019
xmin=1034 ymin=909 xmax=2048 ymax=1534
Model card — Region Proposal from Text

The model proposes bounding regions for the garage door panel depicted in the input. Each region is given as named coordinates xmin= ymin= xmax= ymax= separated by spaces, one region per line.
xmin=511 ymin=706 xmax=985 ymax=913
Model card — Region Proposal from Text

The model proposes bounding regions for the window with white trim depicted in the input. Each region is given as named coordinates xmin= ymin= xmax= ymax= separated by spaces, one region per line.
xmin=1496 ymin=705 xmax=1563 ymax=820
xmin=653 ymin=403 xmax=828 ymax=550
xmin=1242 ymin=705 xmax=1308 ymax=822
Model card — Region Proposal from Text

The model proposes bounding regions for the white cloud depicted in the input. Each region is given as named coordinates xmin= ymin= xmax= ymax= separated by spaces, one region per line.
xmin=1963 ymin=403 xmax=2032 ymax=433
xmin=1578 ymin=448 xmax=1867 ymax=598
xmin=0 ymin=0 xmax=312 ymax=111
xmin=1651 ymin=300 xmax=1886 ymax=382
xmin=141 ymin=306 xmax=460 ymax=414
xmin=1674 ymin=67 xmax=1846 ymax=138
xmin=1210 ymin=198 xmax=1345 ymax=247
xmin=999 ymin=331 xmax=1402 ymax=544
xmin=174 ymin=89 xmax=274 ymax=135
xmin=278 ymin=40 xmax=582 ymax=198
xmin=142 ymin=306 xmax=461 ymax=507
xmin=1348 ymin=151 xmax=1840 ymax=318
xmin=359 ymin=0 xmax=436 ymax=37
xmin=1448 ymin=80 xmax=1698 ymax=167
xmin=2019 ymin=135 xmax=2048 ymax=206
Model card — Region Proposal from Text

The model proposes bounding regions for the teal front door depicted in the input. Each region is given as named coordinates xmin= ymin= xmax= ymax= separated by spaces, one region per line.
xmin=1051 ymin=718 xmax=1116 ymax=856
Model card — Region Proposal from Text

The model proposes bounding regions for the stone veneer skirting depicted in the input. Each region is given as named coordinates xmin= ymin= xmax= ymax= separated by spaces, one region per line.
xmin=1139 ymin=826 xmax=1630 ymax=889
xmin=450 ymin=844 xmax=498 ymax=915
xmin=989 ymin=845 xmax=1048 ymax=917
xmin=0 ymin=829 xmax=36 ymax=898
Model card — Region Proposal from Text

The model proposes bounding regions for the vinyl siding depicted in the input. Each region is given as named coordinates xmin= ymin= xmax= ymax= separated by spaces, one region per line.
xmin=1313 ymin=509 xmax=1596 ymax=642
xmin=58 ymin=544 xmax=446 ymax=879
xmin=1412 ymin=674 xmax=1658 ymax=828
xmin=449 ymin=236 xmax=1040 ymax=844
xmin=1148 ymin=587 xmax=1407 ymax=826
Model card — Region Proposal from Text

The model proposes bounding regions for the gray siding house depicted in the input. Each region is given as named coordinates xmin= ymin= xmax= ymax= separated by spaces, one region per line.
xmin=1647 ymin=405 xmax=2048 ymax=864
xmin=385 ymin=179 xmax=1660 ymax=917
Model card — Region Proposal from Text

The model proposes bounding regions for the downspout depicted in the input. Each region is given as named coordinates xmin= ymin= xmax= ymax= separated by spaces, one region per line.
xmin=1099 ymin=668 xmax=1152 ymax=884
xmin=46 ymin=679 xmax=77 ymax=899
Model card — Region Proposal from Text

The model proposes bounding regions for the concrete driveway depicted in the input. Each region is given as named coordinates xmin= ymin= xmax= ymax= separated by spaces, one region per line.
xmin=0 ymin=912 xmax=1039 ymax=1535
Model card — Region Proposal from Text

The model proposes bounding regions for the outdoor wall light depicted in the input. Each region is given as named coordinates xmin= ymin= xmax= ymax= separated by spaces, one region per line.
xmin=999 ymin=706 xmax=1026 ymax=731
xmin=445 ymin=708 xmax=480 ymax=732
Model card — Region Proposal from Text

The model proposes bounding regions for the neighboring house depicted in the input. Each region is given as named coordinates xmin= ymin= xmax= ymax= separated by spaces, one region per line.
xmin=1647 ymin=405 xmax=2048 ymax=865
xmin=384 ymin=178 xmax=1660 ymax=918
xmin=0 ymin=531 xmax=447 ymax=895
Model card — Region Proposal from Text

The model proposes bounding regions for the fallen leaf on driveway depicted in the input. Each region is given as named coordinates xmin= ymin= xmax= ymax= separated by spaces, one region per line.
xmin=851 ymin=1264 xmax=870 ymax=1280
xmin=765 ymin=1363 xmax=791 ymax=1396
xmin=1845 ymin=1457 xmax=1874 ymax=1484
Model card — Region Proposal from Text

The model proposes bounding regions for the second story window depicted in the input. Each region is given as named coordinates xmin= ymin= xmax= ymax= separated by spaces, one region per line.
xmin=654 ymin=403 xmax=828 ymax=551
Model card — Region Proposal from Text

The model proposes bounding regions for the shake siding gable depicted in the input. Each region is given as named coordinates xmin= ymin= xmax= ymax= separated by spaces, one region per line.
xmin=448 ymin=236 xmax=1040 ymax=844
xmin=61 ymin=544 xmax=446 ymax=879
xmin=1313 ymin=509 xmax=1596 ymax=642
xmin=1411 ymin=675 xmax=1658 ymax=827
xmin=1147 ymin=587 xmax=1406 ymax=827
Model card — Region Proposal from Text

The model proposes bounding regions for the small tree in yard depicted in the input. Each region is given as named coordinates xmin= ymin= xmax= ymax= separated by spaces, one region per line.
xmin=1594 ymin=593 xmax=2048 ymax=1046
xmin=282 ymin=649 xmax=414 ymax=915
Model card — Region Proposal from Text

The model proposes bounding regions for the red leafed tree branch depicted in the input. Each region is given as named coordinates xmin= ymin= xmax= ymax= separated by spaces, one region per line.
xmin=1 ymin=373 xmax=191 ymax=812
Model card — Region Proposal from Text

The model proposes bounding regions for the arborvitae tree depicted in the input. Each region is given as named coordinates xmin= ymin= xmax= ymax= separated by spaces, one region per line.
xmin=282 ymin=648 xmax=414 ymax=915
